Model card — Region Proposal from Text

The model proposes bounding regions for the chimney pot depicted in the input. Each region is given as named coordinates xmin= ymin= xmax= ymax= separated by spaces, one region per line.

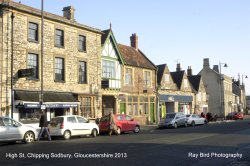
xmin=63 ymin=6 xmax=75 ymax=21
xmin=187 ymin=66 xmax=193 ymax=76
xmin=176 ymin=63 xmax=181 ymax=72
xmin=203 ymin=58 xmax=210 ymax=68
xmin=130 ymin=33 xmax=138 ymax=50
xmin=213 ymin=65 xmax=219 ymax=73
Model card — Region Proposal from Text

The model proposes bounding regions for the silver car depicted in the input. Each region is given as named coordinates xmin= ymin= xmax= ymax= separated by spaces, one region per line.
xmin=158 ymin=112 xmax=187 ymax=129
xmin=0 ymin=117 xmax=38 ymax=143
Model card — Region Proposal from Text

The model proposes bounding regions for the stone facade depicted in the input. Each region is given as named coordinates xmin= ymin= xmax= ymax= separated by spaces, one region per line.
xmin=0 ymin=1 xmax=102 ymax=120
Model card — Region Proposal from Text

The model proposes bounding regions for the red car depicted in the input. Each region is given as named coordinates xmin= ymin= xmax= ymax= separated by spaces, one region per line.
xmin=233 ymin=112 xmax=244 ymax=120
xmin=99 ymin=114 xmax=140 ymax=135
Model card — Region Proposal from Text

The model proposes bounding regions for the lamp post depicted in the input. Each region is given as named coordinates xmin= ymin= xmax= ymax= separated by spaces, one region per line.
xmin=219 ymin=62 xmax=228 ymax=119
xmin=11 ymin=13 xmax=15 ymax=118
xmin=241 ymin=74 xmax=248 ymax=110
xmin=40 ymin=0 xmax=44 ymax=110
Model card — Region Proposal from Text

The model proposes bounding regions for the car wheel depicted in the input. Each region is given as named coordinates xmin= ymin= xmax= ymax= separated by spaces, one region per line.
xmin=116 ymin=127 xmax=121 ymax=135
xmin=134 ymin=126 xmax=140 ymax=134
xmin=63 ymin=130 xmax=71 ymax=140
xmin=24 ymin=131 xmax=35 ymax=143
xmin=91 ymin=129 xmax=97 ymax=138
xmin=173 ymin=123 xmax=178 ymax=129
xmin=191 ymin=121 xmax=195 ymax=127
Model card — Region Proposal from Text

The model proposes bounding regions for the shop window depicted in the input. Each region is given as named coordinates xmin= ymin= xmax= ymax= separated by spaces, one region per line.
xmin=80 ymin=97 xmax=92 ymax=118
xmin=19 ymin=108 xmax=40 ymax=124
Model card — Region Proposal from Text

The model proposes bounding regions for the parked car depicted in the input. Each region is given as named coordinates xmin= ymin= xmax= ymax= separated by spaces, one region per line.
xmin=98 ymin=114 xmax=140 ymax=135
xmin=233 ymin=112 xmax=244 ymax=120
xmin=158 ymin=112 xmax=187 ymax=129
xmin=0 ymin=117 xmax=38 ymax=143
xmin=48 ymin=115 xmax=99 ymax=140
xmin=186 ymin=114 xmax=207 ymax=127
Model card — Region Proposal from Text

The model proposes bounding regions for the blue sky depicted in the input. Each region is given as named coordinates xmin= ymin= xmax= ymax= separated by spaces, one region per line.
xmin=15 ymin=0 xmax=250 ymax=95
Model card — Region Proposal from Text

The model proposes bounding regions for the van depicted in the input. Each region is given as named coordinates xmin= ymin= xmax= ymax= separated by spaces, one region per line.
xmin=158 ymin=112 xmax=187 ymax=129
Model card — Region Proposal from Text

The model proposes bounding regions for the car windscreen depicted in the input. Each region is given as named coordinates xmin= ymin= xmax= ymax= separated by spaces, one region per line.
xmin=165 ymin=114 xmax=175 ymax=119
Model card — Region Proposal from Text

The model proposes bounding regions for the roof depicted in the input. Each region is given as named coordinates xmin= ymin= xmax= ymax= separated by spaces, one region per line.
xmin=157 ymin=64 xmax=167 ymax=85
xmin=101 ymin=29 xmax=124 ymax=64
xmin=0 ymin=0 xmax=102 ymax=34
xmin=101 ymin=29 xmax=110 ymax=45
xmin=118 ymin=44 xmax=156 ymax=70
xmin=187 ymin=75 xmax=201 ymax=91
xmin=15 ymin=90 xmax=78 ymax=102
xmin=170 ymin=71 xmax=185 ymax=89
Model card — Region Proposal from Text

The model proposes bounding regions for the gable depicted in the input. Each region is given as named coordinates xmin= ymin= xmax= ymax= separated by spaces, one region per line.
xmin=157 ymin=64 xmax=178 ymax=90
xmin=101 ymin=30 xmax=124 ymax=64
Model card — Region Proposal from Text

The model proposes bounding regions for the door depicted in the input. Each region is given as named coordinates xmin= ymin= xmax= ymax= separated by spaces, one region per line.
xmin=0 ymin=118 xmax=7 ymax=140
xmin=66 ymin=116 xmax=78 ymax=136
xmin=150 ymin=103 xmax=155 ymax=123
xmin=76 ymin=116 xmax=90 ymax=135
xmin=3 ymin=118 xmax=22 ymax=140
xmin=120 ymin=103 xmax=126 ymax=114
xmin=125 ymin=115 xmax=135 ymax=131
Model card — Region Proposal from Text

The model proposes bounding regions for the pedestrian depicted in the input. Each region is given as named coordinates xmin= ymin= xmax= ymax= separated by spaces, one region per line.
xmin=38 ymin=110 xmax=51 ymax=141
xmin=109 ymin=111 xmax=118 ymax=136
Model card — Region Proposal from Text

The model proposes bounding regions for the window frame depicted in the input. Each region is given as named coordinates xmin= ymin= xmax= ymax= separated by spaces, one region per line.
xmin=78 ymin=61 xmax=87 ymax=84
xmin=78 ymin=35 xmax=86 ymax=52
xmin=27 ymin=52 xmax=39 ymax=80
xmin=28 ymin=22 xmax=39 ymax=42
xmin=54 ymin=57 xmax=65 ymax=82
xmin=55 ymin=29 xmax=64 ymax=48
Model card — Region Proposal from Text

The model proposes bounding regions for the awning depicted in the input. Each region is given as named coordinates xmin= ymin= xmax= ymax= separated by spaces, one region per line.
xmin=15 ymin=90 xmax=79 ymax=109
xmin=160 ymin=94 xmax=193 ymax=102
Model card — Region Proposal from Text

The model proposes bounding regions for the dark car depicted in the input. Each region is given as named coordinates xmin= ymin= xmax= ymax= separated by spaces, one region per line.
xmin=99 ymin=114 xmax=140 ymax=135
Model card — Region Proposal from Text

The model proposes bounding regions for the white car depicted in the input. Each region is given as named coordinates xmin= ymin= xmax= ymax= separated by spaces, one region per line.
xmin=186 ymin=114 xmax=207 ymax=127
xmin=48 ymin=115 xmax=99 ymax=140
xmin=0 ymin=117 xmax=38 ymax=143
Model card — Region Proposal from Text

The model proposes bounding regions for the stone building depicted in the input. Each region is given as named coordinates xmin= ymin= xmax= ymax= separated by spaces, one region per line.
xmin=118 ymin=34 xmax=157 ymax=125
xmin=199 ymin=58 xmax=233 ymax=118
xmin=157 ymin=63 xmax=194 ymax=121
xmin=0 ymin=0 xmax=102 ymax=123
xmin=187 ymin=66 xmax=208 ymax=115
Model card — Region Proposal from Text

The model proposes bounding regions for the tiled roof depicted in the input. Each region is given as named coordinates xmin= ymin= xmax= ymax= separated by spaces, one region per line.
xmin=118 ymin=44 xmax=156 ymax=70
xmin=157 ymin=64 xmax=167 ymax=85
xmin=187 ymin=75 xmax=201 ymax=91
xmin=170 ymin=71 xmax=185 ymax=89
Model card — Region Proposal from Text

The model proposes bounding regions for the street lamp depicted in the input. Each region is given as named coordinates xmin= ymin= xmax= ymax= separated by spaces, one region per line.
xmin=40 ymin=0 xmax=44 ymax=110
xmin=219 ymin=62 xmax=228 ymax=119
xmin=242 ymin=74 xmax=248 ymax=85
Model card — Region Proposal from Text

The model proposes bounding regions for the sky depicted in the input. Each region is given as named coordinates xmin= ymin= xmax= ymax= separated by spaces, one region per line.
xmin=14 ymin=0 xmax=250 ymax=95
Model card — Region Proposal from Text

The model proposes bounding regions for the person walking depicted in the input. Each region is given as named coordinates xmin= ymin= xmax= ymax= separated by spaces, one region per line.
xmin=38 ymin=110 xmax=51 ymax=141
xmin=109 ymin=111 xmax=118 ymax=136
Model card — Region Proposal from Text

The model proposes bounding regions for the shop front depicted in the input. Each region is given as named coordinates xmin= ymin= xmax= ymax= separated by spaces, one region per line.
xmin=14 ymin=90 xmax=79 ymax=124
xmin=159 ymin=94 xmax=193 ymax=118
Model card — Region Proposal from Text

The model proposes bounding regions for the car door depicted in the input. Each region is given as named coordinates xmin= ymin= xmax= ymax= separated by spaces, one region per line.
xmin=116 ymin=115 xmax=124 ymax=131
xmin=3 ymin=118 xmax=22 ymax=140
xmin=66 ymin=116 xmax=78 ymax=136
xmin=125 ymin=115 xmax=135 ymax=131
xmin=77 ymin=116 xmax=90 ymax=135
xmin=0 ymin=118 xmax=7 ymax=140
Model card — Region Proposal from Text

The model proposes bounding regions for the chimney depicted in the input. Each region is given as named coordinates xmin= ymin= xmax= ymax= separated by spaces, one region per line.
xmin=63 ymin=6 xmax=75 ymax=21
xmin=187 ymin=66 xmax=193 ymax=76
xmin=213 ymin=65 xmax=219 ymax=73
xmin=203 ymin=58 xmax=210 ymax=68
xmin=130 ymin=33 xmax=138 ymax=50
xmin=176 ymin=63 xmax=181 ymax=72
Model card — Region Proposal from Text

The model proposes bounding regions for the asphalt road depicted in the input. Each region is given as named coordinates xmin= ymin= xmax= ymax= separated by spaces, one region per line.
xmin=1 ymin=119 xmax=250 ymax=166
